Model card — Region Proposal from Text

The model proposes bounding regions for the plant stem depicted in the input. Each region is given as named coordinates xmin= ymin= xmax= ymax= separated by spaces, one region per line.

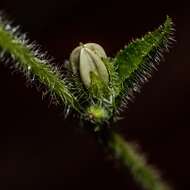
xmin=100 ymin=130 xmax=171 ymax=190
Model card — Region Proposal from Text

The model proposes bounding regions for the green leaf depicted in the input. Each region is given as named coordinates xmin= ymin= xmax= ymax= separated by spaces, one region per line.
xmin=0 ymin=15 xmax=81 ymax=113
xmin=114 ymin=16 xmax=174 ymax=94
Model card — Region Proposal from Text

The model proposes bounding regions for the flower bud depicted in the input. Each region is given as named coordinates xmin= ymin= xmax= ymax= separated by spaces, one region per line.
xmin=70 ymin=43 xmax=109 ymax=88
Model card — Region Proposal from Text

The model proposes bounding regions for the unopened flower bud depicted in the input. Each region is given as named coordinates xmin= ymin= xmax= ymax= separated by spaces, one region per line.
xmin=70 ymin=43 xmax=109 ymax=88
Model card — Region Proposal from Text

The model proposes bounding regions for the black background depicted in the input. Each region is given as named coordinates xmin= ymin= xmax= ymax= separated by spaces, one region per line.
xmin=0 ymin=0 xmax=189 ymax=189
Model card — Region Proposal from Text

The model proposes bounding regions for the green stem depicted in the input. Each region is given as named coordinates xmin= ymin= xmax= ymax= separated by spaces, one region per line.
xmin=0 ymin=21 xmax=81 ymax=113
xmin=103 ymin=131 xmax=171 ymax=190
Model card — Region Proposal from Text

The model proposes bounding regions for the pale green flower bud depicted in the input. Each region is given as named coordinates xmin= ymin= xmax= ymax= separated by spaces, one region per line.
xmin=70 ymin=43 xmax=109 ymax=88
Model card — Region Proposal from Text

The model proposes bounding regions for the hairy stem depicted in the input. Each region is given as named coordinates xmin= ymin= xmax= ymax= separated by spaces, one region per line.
xmin=105 ymin=131 xmax=171 ymax=190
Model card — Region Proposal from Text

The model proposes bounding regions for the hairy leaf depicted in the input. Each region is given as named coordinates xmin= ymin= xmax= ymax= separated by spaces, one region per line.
xmin=115 ymin=16 xmax=174 ymax=96
xmin=0 ymin=15 xmax=81 ymax=113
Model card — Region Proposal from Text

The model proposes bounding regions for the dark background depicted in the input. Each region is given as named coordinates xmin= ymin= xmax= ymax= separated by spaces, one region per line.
xmin=0 ymin=0 xmax=189 ymax=189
